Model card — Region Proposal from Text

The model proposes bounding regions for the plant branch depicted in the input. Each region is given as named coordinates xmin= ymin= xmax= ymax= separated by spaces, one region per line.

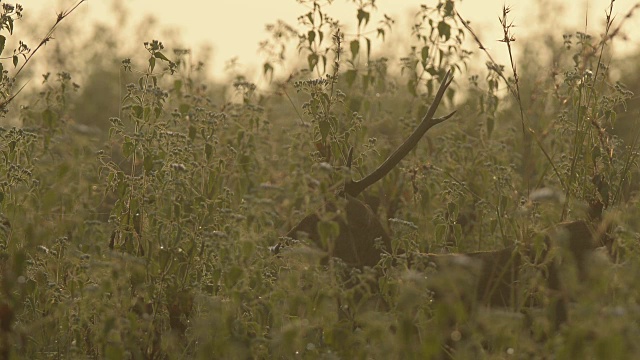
xmin=0 ymin=0 xmax=87 ymax=110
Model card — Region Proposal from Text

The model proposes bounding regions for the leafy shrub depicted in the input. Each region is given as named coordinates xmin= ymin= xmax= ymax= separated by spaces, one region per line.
xmin=0 ymin=0 xmax=638 ymax=359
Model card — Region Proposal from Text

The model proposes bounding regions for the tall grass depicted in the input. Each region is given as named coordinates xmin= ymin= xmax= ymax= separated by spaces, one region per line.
xmin=0 ymin=0 xmax=638 ymax=358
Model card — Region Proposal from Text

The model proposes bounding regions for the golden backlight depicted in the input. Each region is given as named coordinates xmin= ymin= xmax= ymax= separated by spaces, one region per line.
xmin=23 ymin=0 xmax=640 ymax=80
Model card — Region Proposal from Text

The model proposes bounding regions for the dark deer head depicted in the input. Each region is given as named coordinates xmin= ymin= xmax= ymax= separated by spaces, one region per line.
xmin=281 ymin=70 xmax=455 ymax=268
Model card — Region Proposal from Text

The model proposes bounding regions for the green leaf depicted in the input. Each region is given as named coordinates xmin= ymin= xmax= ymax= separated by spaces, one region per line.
xmin=263 ymin=62 xmax=273 ymax=82
xmin=486 ymin=116 xmax=494 ymax=138
xmin=366 ymin=38 xmax=371 ymax=61
xmin=447 ymin=202 xmax=459 ymax=220
xmin=357 ymin=9 xmax=370 ymax=27
xmin=407 ymin=78 xmax=417 ymax=97
xmin=307 ymin=53 xmax=319 ymax=71
xmin=307 ymin=30 xmax=316 ymax=46
xmin=350 ymin=40 xmax=360 ymax=61
xmin=122 ymin=138 xmax=134 ymax=158
xmin=0 ymin=35 xmax=5 ymax=56
xmin=12 ymin=55 xmax=17 ymax=68
xmin=132 ymin=105 xmax=143 ymax=119
xmin=319 ymin=93 xmax=330 ymax=109
xmin=205 ymin=143 xmax=213 ymax=161
xmin=362 ymin=75 xmax=370 ymax=91
xmin=453 ymin=224 xmax=462 ymax=242
xmin=148 ymin=56 xmax=156 ymax=72
xmin=153 ymin=51 xmax=170 ymax=62
xmin=345 ymin=69 xmax=357 ymax=88
xmin=444 ymin=0 xmax=455 ymax=16
xmin=435 ymin=224 xmax=446 ymax=243
xmin=438 ymin=21 xmax=451 ymax=41
xmin=319 ymin=120 xmax=330 ymax=142
xmin=143 ymin=154 xmax=154 ymax=172
xmin=490 ymin=219 xmax=498 ymax=234
xmin=421 ymin=46 xmax=429 ymax=67
xmin=499 ymin=195 xmax=509 ymax=214
xmin=596 ymin=178 xmax=610 ymax=205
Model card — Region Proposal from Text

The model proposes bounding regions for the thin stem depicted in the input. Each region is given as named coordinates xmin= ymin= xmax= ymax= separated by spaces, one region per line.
xmin=0 ymin=0 xmax=87 ymax=110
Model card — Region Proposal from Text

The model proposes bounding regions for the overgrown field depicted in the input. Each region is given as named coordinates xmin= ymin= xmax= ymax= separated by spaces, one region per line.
xmin=1 ymin=0 xmax=639 ymax=358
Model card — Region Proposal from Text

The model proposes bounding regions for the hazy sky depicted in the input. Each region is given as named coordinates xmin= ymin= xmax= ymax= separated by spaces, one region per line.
xmin=22 ymin=0 xmax=640 ymax=80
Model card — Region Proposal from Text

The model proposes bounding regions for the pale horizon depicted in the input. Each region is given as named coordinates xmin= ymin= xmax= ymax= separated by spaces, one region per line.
xmin=18 ymin=0 xmax=640 ymax=82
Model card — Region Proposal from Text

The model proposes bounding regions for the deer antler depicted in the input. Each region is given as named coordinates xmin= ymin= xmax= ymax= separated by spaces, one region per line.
xmin=343 ymin=70 xmax=455 ymax=198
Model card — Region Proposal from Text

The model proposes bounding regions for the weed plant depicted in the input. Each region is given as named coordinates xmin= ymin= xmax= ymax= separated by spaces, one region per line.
xmin=0 ymin=0 xmax=639 ymax=359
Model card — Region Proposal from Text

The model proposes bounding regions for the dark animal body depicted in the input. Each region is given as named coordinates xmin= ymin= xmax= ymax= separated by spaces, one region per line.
xmin=284 ymin=194 xmax=392 ymax=268
xmin=285 ymin=189 xmax=607 ymax=320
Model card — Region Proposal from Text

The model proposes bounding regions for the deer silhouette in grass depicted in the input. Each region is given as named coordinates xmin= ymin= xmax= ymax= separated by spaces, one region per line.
xmin=277 ymin=70 xmax=610 ymax=329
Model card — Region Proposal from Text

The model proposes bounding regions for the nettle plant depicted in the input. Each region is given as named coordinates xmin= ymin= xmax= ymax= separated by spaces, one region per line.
xmin=0 ymin=2 xmax=26 ymax=114
xmin=553 ymin=30 xmax=636 ymax=220
xmin=271 ymin=0 xmax=637 ymax=347
xmin=418 ymin=3 xmax=640 ymax=255
xmin=0 ymin=0 xmax=86 ymax=229
xmin=0 ymin=0 xmax=638 ymax=358
xmin=97 ymin=39 xmax=278 ymax=352
xmin=0 ymin=1 xmax=87 ymax=114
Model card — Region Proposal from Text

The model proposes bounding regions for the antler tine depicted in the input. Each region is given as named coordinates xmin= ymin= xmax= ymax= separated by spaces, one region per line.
xmin=343 ymin=69 xmax=455 ymax=198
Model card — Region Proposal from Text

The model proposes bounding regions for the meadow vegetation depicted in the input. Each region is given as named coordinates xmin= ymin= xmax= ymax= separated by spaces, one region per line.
xmin=0 ymin=0 xmax=639 ymax=358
